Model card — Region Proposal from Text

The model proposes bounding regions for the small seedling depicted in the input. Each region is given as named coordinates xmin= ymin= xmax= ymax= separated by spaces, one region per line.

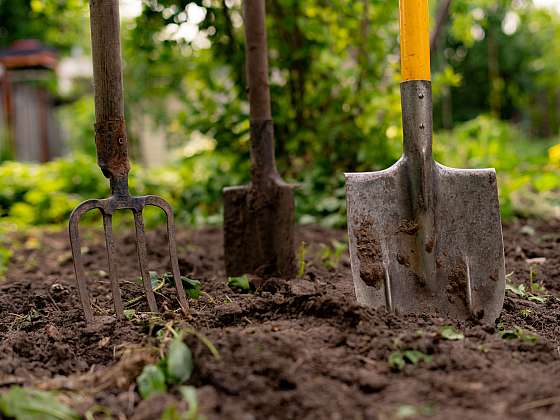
xmin=137 ymin=324 xmax=220 ymax=399
xmin=388 ymin=350 xmax=432 ymax=371
xmin=227 ymin=275 xmax=251 ymax=292
xmin=319 ymin=240 xmax=348 ymax=270
xmin=499 ymin=327 xmax=539 ymax=344
xmin=297 ymin=241 xmax=307 ymax=278
xmin=528 ymin=265 xmax=547 ymax=294
xmin=439 ymin=325 xmax=464 ymax=341
xmin=166 ymin=335 xmax=194 ymax=384
xmin=0 ymin=245 xmax=12 ymax=279
xmin=0 ymin=386 xmax=79 ymax=420
xmin=395 ymin=404 xmax=433 ymax=419
xmin=519 ymin=308 xmax=533 ymax=318
xmin=505 ymin=281 xmax=547 ymax=304
xmin=137 ymin=330 xmax=195 ymax=399
xmin=137 ymin=364 xmax=167 ymax=399
xmin=163 ymin=273 xmax=202 ymax=299
xmin=161 ymin=386 xmax=204 ymax=420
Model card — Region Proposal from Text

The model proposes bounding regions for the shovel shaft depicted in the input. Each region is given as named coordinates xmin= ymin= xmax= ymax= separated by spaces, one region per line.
xmin=401 ymin=80 xmax=433 ymax=212
xmin=399 ymin=0 xmax=431 ymax=81
xmin=243 ymin=0 xmax=278 ymax=182
xmin=89 ymin=0 xmax=130 ymax=183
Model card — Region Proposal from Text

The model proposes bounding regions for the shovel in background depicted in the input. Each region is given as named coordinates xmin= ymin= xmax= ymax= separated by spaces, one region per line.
xmin=345 ymin=0 xmax=505 ymax=322
xmin=223 ymin=0 xmax=296 ymax=278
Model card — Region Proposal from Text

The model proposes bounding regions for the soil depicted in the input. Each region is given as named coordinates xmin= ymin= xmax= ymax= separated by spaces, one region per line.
xmin=1 ymin=220 xmax=560 ymax=419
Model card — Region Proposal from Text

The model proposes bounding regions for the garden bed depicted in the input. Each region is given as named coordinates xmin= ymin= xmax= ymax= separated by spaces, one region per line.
xmin=1 ymin=221 xmax=560 ymax=419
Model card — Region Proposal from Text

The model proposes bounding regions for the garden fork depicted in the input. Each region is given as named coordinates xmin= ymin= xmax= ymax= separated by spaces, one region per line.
xmin=69 ymin=0 xmax=188 ymax=323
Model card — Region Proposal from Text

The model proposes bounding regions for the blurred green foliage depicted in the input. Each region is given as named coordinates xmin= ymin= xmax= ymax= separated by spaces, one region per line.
xmin=0 ymin=0 xmax=89 ymax=52
xmin=0 ymin=115 xmax=558 ymax=231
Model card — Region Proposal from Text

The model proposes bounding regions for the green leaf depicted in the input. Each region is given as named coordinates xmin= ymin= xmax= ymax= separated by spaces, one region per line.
xmin=161 ymin=405 xmax=181 ymax=420
xmin=297 ymin=241 xmax=307 ymax=278
xmin=149 ymin=271 xmax=159 ymax=289
xmin=167 ymin=337 xmax=193 ymax=384
xmin=528 ymin=295 xmax=547 ymax=303
xmin=506 ymin=282 xmax=527 ymax=297
xmin=440 ymin=325 xmax=465 ymax=341
xmin=0 ymin=386 xmax=79 ymax=420
xmin=179 ymin=386 xmax=200 ymax=420
xmin=181 ymin=276 xmax=202 ymax=299
xmin=403 ymin=350 xmax=432 ymax=365
xmin=123 ymin=309 xmax=136 ymax=320
xmin=227 ymin=275 xmax=250 ymax=292
xmin=499 ymin=327 xmax=539 ymax=344
xmin=137 ymin=364 xmax=167 ymax=399
xmin=388 ymin=351 xmax=406 ymax=371
xmin=162 ymin=273 xmax=202 ymax=299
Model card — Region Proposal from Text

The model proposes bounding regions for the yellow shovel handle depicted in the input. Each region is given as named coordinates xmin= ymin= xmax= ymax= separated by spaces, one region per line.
xmin=399 ymin=0 xmax=431 ymax=81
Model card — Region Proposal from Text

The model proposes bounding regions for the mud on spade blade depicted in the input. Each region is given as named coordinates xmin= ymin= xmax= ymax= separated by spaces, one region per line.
xmin=345 ymin=81 xmax=505 ymax=323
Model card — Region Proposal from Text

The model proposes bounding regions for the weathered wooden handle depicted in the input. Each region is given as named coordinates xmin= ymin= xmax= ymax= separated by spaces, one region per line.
xmin=243 ymin=0 xmax=278 ymax=182
xmin=89 ymin=0 xmax=130 ymax=179
xmin=399 ymin=0 xmax=431 ymax=81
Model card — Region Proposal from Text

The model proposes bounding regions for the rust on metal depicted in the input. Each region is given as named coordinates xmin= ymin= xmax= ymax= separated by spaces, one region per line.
xmin=94 ymin=118 xmax=130 ymax=179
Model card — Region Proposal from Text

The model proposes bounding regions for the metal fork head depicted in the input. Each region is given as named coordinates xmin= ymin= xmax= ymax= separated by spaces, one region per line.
xmin=68 ymin=179 xmax=188 ymax=324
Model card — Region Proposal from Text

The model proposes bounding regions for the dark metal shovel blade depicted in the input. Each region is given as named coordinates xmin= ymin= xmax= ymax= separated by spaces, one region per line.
xmin=346 ymin=162 xmax=505 ymax=322
xmin=223 ymin=181 xmax=296 ymax=278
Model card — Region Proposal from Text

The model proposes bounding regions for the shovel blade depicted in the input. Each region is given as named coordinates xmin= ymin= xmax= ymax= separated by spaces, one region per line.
xmin=223 ymin=182 xmax=296 ymax=278
xmin=345 ymin=161 xmax=505 ymax=322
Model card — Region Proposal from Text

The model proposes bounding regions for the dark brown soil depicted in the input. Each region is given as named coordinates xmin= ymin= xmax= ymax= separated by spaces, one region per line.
xmin=1 ymin=220 xmax=560 ymax=419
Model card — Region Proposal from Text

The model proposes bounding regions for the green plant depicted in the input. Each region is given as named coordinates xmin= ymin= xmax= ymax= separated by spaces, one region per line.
xmin=163 ymin=273 xmax=202 ymax=299
xmin=519 ymin=308 xmax=533 ymax=318
xmin=388 ymin=350 xmax=432 ymax=372
xmin=528 ymin=265 xmax=547 ymax=294
xmin=395 ymin=404 xmax=434 ymax=419
xmin=137 ymin=326 xmax=220 ymax=400
xmin=499 ymin=327 xmax=539 ymax=344
xmin=0 ymin=245 xmax=11 ymax=279
xmin=319 ymin=240 xmax=348 ymax=270
xmin=297 ymin=241 xmax=307 ymax=278
xmin=439 ymin=326 xmax=465 ymax=341
xmin=505 ymin=281 xmax=547 ymax=304
xmin=227 ymin=275 xmax=251 ymax=292
xmin=137 ymin=364 xmax=168 ymax=399
xmin=137 ymin=334 xmax=193 ymax=399
xmin=161 ymin=386 xmax=205 ymax=420
xmin=0 ymin=387 xmax=79 ymax=420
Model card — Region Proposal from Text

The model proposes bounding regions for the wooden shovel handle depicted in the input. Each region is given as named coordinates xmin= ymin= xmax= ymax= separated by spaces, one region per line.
xmin=89 ymin=0 xmax=130 ymax=179
xmin=399 ymin=0 xmax=431 ymax=81
xmin=244 ymin=0 xmax=272 ymax=121
xmin=243 ymin=0 xmax=279 ymax=182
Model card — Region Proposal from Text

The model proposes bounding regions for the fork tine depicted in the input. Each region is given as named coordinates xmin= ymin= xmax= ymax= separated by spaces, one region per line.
xmin=133 ymin=210 xmax=159 ymax=313
xmin=144 ymin=196 xmax=190 ymax=314
xmin=102 ymin=213 xmax=124 ymax=319
xmin=164 ymin=206 xmax=189 ymax=314
xmin=69 ymin=202 xmax=97 ymax=323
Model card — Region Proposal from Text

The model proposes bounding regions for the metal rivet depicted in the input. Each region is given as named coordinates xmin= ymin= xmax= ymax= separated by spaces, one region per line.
xmin=118 ymin=137 xmax=124 ymax=145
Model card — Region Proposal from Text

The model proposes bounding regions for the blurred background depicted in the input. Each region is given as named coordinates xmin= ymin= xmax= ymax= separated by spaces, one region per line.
xmin=1 ymin=0 xmax=560 ymax=233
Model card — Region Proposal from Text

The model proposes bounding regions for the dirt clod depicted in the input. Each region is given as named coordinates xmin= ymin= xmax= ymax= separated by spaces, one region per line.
xmin=355 ymin=220 xmax=385 ymax=288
